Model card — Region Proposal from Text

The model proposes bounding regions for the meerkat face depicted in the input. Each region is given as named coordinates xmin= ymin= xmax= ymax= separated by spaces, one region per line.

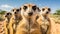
xmin=5 ymin=12 xmax=12 ymax=19
xmin=41 ymin=7 xmax=51 ymax=15
xmin=21 ymin=4 xmax=39 ymax=18
xmin=12 ymin=8 xmax=21 ymax=16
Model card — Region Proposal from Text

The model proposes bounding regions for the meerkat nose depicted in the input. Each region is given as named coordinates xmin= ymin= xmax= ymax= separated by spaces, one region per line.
xmin=46 ymin=12 xmax=49 ymax=14
xmin=28 ymin=12 xmax=33 ymax=16
xmin=14 ymin=12 xmax=17 ymax=14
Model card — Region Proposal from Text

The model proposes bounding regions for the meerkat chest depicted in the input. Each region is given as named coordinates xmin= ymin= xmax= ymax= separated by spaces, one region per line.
xmin=27 ymin=19 xmax=40 ymax=32
xmin=41 ymin=17 xmax=49 ymax=28
xmin=40 ymin=17 xmax=50 ymax=34
xmin=42 ymin=17 xmax=49 ymax=25
xmin=12 ymin=17 xmax=20 ymax=25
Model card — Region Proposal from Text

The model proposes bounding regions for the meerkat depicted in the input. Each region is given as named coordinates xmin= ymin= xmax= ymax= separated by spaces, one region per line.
xmin=11 ymin=8 xmax=22 ymax=30
xmin=16 ymin=3 xmax=42 ymax=34
xmin=3 ymin=12 xmax=12 ymax=34
xmin=8 ymin=8 xmax=22 ymax=34
xmin=41 ymin=7 xmax=51 ymax=34
xmin=36 ymin=7 xmax=51 ymax=34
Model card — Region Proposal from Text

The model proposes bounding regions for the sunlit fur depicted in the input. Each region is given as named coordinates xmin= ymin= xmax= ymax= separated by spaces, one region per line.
xmin=8 ymin=8 xmax=22 ymax=34
xmin=16 ymin=3 xmax=42 ymax=34
xmin=45 ymin=17 xmax=57 ymax=34
xmin=3 ymin=12 xmax=12 ymax=34
xmin=36 ymin=7 xmax=51 ymax=34
xmin=41 ymin=7 xmax=51 ymax=34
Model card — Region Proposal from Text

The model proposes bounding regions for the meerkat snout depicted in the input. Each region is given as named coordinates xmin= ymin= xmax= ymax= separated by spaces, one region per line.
xmin=12 ymin=8 xmax=20 ymax=15
xmin=14 ymin=9 xmax=20 ymax=14
xmin=28 ymin=5 xmax=37 ymax=16
xmin=28 ymin=12 xmax=33 ymax=16
xmin=14 ymin=12 xmax=17 ymax=14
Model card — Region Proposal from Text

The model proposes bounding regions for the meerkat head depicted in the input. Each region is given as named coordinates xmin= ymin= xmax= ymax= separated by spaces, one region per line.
xmin=4 ymin=12 xmax=12 ymax=23
xmin=21 ymin=3 xmax=39 ymax=18
xmin=41 ymin=7 xmax=51 ymax=16
xmin=11 ymin=8 xmax=21 ymax=16
xmin=5 ymin=12 xmax=12 ymax=19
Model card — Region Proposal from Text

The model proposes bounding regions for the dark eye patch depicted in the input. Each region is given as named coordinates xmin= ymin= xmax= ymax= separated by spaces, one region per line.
xmin=16 ymin=9 xmax=19 ymax=12
xmin=7 ymin=13 xmax=10 ymax=15
xmin=48 ymin=8 xmax=51 ymax=11
xmin=7 ymin=12 xmax=12 ymax=15
xmin=42 ymin=8 xmax=45 ymax=11
xmin=32 ymin=5 xmax=36 ymax=11
xmin=23 ymin=6 xmax=27 ymax=10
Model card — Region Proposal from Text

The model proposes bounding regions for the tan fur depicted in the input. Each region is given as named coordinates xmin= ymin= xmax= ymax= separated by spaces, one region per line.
xmin=41 ymin=7 xmax=51 ymax=34
xmin=8 ymin=8 xmax=22 ymax=34
xmin=46 ymin=18 xmax=60 ymax=34
xmin=3 ymin=12 xmax=12 ymax=34
xmin=37 ymin=7 xmax=60 ymax=34
xmin=3 ymin=18 xmax=8 ymax=34
xmin=46 ymin=17 xmax=56 ymax=34
xmin=16 ymin=4 xmax=42 ymax=34
xmin=36 ymin=7 xmax=51 ymax=34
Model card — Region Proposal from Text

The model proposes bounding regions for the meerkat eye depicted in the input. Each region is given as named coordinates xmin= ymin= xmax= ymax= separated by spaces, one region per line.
xmin=10 ymin=13 xmax=12 ymax=15
xmin=32 ymin=5 xmax=36 ymax=11
xmin=48 ymin=8 xmax=51 ymax=11
xmin=16 ymin=9 xmax=19 ymax=12
xmin=23 ymin=6 xmax=27 ymax=10
xmin=7 ymin=13 xmax=9 ymax=15
xmin=42 ymin=8 xmax=45 ymax=11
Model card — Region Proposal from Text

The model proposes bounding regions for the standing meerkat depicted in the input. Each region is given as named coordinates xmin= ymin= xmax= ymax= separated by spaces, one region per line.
xmin=37 ymin=7 xmax=51 ymax=34
xmin=16 ymin=4 xmax=42 ymax=34
xmin=8 ymin=8 xmax=22 ymax=34
xmin=3 ymin=12 xmax=12 ymax=34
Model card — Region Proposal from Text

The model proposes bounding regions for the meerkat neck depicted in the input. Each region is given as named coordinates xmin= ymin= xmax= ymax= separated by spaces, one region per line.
xmin=5 ymin=18 xmax=10 ymax=23
xmin=28 ymin=18 xmax=34 ymax=25
xmin=14 ymin=15 xmax=19 ymax=19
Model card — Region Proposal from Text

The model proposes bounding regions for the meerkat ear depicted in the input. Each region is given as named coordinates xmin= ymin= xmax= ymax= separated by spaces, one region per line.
xmin=10 ymin=13 xmax=12 ymax=15
xmin=5 ymin=15 xmax=7 ymax=17
xmin=11 ymin=9 xmax=14 ymax=12
xmin=5 ymin=13 xmax=8 ymax=17
xmin=42 ymin=8 xmax=45 ymax=11
xmin=37 ymin=7 xmax=41 ymax=12
xmin=20 ymin=7 xmax=21 ymax=11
